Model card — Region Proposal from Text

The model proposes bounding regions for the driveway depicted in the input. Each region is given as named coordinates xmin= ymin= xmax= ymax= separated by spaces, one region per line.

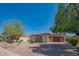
xmin=30 ymin=42 xmax=79 ymax=56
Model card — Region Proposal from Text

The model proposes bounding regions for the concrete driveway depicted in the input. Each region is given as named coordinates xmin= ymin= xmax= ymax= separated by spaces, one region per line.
xmin=30 ymin=42 xmax=79 ymax=56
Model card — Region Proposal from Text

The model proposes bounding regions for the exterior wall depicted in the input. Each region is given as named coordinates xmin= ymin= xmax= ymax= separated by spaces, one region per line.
xmin=19 ymin=37 xmax=30 ymax=43
xmin=35 ymin=35 xmax=42 ymax=42
xmin=30 ymin=35 xmax=42 ymax=42
xmin=48 ymin=35 xmax=53 ymax=42
xmin=30 ymin=36 xmax=36 ymax=41
xmin=30 ymin=34 xmax=65 ymax=43
xmin=42 ymin=35 xmax=55 ymax=43
xmin=42 ymin=35 xmax=48 ymax=43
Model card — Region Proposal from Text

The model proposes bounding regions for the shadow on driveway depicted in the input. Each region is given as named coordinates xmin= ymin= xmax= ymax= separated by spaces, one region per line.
xmin=30 ymin=43 xmax=79 ymax=56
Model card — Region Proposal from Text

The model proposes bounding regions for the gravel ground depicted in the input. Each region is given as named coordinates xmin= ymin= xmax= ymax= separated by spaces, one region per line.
xmin=0 ymin=47 xmax=19 ymax=56
xmin=5 ymin=42 xmax=43 ymax=56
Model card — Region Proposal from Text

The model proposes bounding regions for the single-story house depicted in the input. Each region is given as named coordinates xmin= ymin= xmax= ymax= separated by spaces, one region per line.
xmin=19 ymin=35 xmax=30 ymax=43
xmin=30 ymin=33 xmax=65 ymax=43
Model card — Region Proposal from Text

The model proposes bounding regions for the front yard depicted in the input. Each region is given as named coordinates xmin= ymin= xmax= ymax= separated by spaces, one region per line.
xmin=0 ymin=42 xmax=79 ymax=56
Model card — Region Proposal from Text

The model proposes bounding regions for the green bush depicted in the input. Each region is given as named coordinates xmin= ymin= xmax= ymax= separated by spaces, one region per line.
xmin=35 ymin=40 xmax=42 ymax=43
xmin=28 ymin=39 xmax=42 ymax=43
xmin=66 ymin=36 xmax=71 ymax=42
xmin=28 ymin=39 xmax=34 ymax=43
xmin=69 ymin=38 xmax=78 ymax=46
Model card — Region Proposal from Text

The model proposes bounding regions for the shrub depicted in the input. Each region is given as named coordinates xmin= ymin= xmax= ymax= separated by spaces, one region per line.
xmin=69 ymin=38 xmax=78 ymax=46
xmin=65 ymin=36 xmax=71 ymax=42
xmin=28 ymin=39 xmax=34 ymax=43
xmin=6 ymin=39 xmax=14 ymax=44
xmin=35 ymin=40 xmax=42 ymax=43
xmin=6 ymin=34 xmax=19 ymax=43
xmin=28 ymin=39 xmax=42 ymax=43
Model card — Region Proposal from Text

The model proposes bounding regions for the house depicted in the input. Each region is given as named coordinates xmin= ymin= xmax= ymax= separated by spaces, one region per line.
xmin=30 ymin=33 xmax=53 ymax=43
xmin=30 ymin=33 xmax=65 ymax=43
xmin=19 ymin=35 xmax=30 ymax=43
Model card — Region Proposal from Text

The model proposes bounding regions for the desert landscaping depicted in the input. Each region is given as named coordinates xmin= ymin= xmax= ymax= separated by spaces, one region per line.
xmin=0 ymin=42 xmax=79 ymax=56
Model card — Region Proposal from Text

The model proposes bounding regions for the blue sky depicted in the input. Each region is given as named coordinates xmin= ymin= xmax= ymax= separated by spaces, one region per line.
xmin=0 ymin=3 xmax=58 ymax=35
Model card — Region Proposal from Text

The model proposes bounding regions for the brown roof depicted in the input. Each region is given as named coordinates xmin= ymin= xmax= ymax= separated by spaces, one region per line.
xmin=30 ymin=33 xmax=65 ymax=37
xmin=30 ymin=33 xmax=52 ymax=36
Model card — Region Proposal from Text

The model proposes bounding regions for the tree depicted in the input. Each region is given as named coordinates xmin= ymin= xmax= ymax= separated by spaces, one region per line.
xmin=3 ymin=20 xmax=25 ymax=43
xmin=51 ymin=4 xmax=79 ymax=35
xmin=50 ymin=4 xmax=65 ymax=32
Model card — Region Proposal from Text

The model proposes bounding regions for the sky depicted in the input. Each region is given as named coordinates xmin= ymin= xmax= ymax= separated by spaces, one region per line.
xmin=0 ymin=3 xmax=58 ymax=35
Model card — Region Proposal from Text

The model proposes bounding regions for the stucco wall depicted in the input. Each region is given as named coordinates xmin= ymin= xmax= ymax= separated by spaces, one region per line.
xmin=42 ymin=35 xmax=48 ymax=43
xmin=19 ymin=37 xmax=30 ymax=43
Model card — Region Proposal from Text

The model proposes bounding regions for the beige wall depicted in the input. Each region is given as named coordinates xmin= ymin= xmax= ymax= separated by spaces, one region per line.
xmin=42 ymin=35 xmax=48 ymax=43
xmin=30 ymin=35 xmax=54 ymax=43
xmin=47 ymin=35 xmax=53 ymax=42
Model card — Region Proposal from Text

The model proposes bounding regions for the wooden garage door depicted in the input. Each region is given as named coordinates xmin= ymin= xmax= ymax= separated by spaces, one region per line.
xmin=53 ymin=36 xmax=64 ymax=42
